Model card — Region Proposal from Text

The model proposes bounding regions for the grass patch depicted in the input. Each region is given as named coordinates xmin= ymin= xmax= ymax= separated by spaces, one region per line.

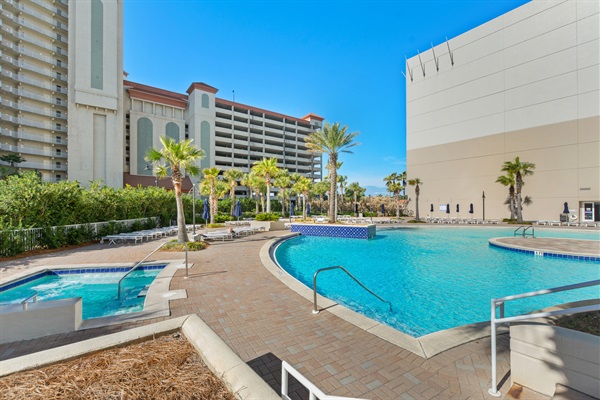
xmin=554 ymin=311 xmax=600 ymax=336
xmin=407 ymin=219 xmax=426 ymax=223
xmin=206 ymin=223 xmax=225 ymax=228
xmin=162 ymin=241 xmax=207 ymax=252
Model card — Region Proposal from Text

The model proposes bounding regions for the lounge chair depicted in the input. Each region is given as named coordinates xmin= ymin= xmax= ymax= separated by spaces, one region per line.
xmin=201 ymin=231 xmax=234 ymax=241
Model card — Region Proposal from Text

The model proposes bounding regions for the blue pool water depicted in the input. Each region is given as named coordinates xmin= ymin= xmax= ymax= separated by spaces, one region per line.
xmin=275 ymin=227 xmax=600 ymax=337
xmin=0 ymin=267 xmax=163 ymax=320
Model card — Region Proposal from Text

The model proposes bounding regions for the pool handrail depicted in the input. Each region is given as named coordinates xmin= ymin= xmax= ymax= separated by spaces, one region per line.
xmin=312 ymin=266 xmax=391 ymax=314
xmin=21 ymin=291 xmax=38 ymax=310
xmin=513 ymin=225 xmax=534 ymax=238
xmin=488 ymin=279 xmax=600 ymax=397
xmin=117 ymin=241 xmax=189 ymax=298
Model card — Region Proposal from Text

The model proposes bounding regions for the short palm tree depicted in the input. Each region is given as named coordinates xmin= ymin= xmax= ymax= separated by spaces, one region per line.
xmin=408 ymin=178 xmax=423 ymax=221
xmin=274 ymin=170 xmax=291 ymax=217
xmin=252 ymin=157 xmax=280 ymax=213
xmin=223 ymin=168 xmax=244 ymax=216
xmin=292 ymin=176 xmax=312 ymax=220
xmin=399 ymin=171 xmax=407 ymax=196
xmin=305 ymin=122 xmax=359 ymax=222
xmin=501 ymin=157 xmax=535 ymax=223
xmin=337 ymin=175 xmax=347 ymax=213
xmin=146 ymin=136 xmax=204 ymax=242
xmin=347 ymin=181 xmax=365 ymax=216
xmin=314 ymin=179 xmax=330 ymax=214
xmin=496 ymin=172 xmax=516 ymax=220
xmin=201 ymin=167 xmax=221 ymax=224
xmin=384 ymin=173 xmax=402 ymax=218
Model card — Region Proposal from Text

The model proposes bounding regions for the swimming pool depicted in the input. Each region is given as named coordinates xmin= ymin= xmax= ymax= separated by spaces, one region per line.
xmin=0 ymin=266 xmax=165 ymax=320
xmin=275 ymin=227 xmax=600 ymax=337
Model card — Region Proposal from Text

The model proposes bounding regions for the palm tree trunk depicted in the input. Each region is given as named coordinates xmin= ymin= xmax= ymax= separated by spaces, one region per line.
xmin=415 ymin=185 xmax=420 ymax=221
xmin=516 ymin=176 xmax=523 ymax=223
xmin=260 ymin=194 xmax=265 ymax=213
xmin=509 ymin=186 xmax=516 ymax=220
xmin=174 ymin=183 xmax=189 ymax=242
xmin=329 ymin=157 xmax=337 ymax=222
xmin=209 ymin=183 xmax=216 ymax=225
xmin=396 ymin=192 xmax=400 ymax=218
xmin=354 ymin=193 xmax=358 ymax=217
xmin=254 ymin=189 xmax=259 ymax=214
xmin=266 ymin=182 xmax=271 ymax=213
xmin=230 ymin=186 xmax=235 ymax=216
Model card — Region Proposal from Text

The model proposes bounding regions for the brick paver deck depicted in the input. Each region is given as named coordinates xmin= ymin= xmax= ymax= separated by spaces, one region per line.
xmin=0 ymin=232 xmax=543 ymax=399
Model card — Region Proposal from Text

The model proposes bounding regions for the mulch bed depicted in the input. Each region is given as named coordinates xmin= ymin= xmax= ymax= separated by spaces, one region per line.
xmin=0 ymin=333 xmax=236 ymax=400
xmin=554 ymin=311 xmax=600 ymax=336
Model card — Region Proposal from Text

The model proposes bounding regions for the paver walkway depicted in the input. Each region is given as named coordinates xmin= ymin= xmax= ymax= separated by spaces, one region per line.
xmin=0 ymin=232 xmax=541 ymax=399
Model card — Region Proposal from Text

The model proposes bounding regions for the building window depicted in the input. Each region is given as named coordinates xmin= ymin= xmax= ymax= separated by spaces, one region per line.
xmin=56 ymin=136 xmax=62 ymax=143
xmin=137 ymin=117 xmax=153 ymax=175
xmin=166 ymin=122 xmax=179 ymax=142
xmin=56 ymin=85 xmax=62 ymax=92
xmin=91 ymin=0 xmax=104 ymax=90
xmin=56 ymin=72 xmax=62 ymax=80
xmin=56 ymin=149 xmax=61 ymax=156
xmin=56 ymin=110 xmax=62 ymax=118
xmin=56 ymin=161 xmax=61 ymax=168
xmin=201 ymin=93 xmax=209 ymax=108
xmin=55 ymin=97 xmax=62 ymax=105
xmin=56 ymin=175 xmax=61 ymax=181
xmin=56 ymin=59 xmax=62 ymax=68
xmin=56 ymin=123 xmax=62 ymax=131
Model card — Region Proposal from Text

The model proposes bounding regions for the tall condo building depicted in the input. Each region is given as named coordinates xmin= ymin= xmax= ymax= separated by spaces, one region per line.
xmin=405 ymin=0 xmax=599 ymax=222
xmin=0 ymin=0 xmax=70 ymax=182
xmin=0 ymin=0 xmax=322 ymax=190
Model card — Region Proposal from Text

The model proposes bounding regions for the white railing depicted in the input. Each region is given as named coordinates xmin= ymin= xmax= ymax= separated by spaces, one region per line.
xmin=488 ymin=280 xmax=600 ymax=397
xmin=281 ymin=361 xmax=368 ymax=400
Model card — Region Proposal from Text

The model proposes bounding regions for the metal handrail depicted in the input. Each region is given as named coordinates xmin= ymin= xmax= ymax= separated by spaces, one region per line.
xmin=488 ymin=279 xmax=600 ymax=397
xmin=513 ymin=225 xmax=534 ymax=237
xmin=21 ymin=292 xmax=38 ymax=310
xmin=281 ymin=361 xmax=368 ymax=400
xmin=312 ymin=266 xmax=391 ymax=314
xmin=117 ymin=241 xmax=189 ymax=298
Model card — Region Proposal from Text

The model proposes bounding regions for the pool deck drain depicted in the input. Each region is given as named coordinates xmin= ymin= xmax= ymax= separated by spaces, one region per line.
xmin=2 ymin=229 xmax=595 ymax=399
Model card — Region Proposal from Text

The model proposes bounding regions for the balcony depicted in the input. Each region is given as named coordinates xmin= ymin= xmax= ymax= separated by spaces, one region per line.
xmin=2 ymin=114 xmax=67 ymax=132
xmin=18 ymin=46 xmax=68 ymax=70
xmin=7 ymin=72 xmax=67 ymax=93
xmin=0 ymin=142 xmax=67 ymax=158
xmin=18 ymin=161 xmax=67 ymax=171
xmin=0 ymin=129 xmax=67 ymax=145
xmin=9 ymin=30 xmax=67 ymax=56
xmin=12 ymin=2 xmax=68 ymax=32
xmin=29 ymin=0 xmax=68 ymax=19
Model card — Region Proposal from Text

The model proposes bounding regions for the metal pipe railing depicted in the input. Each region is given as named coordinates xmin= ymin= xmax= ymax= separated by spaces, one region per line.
xmin=513 ymin=225 xmax=534 ymax=237
xmin=117 ymin=241 xmax=189 ymax=298
xmin=312 ymin=266 xmax=391 ymax=314
xmin=21 ymin=292 xmax=38 ymax=310
xmin=488 ymin=279 xmax=600 ymax=397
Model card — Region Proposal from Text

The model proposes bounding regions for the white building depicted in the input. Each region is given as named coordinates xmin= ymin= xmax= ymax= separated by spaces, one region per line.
xmin=0 ymin=0 xmax=322 ymax=191
xmin=405 ymin=0 xmax=599 ymax=223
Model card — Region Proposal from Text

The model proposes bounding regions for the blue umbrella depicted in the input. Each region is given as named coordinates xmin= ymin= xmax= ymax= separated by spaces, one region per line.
xmin=306 ymin=202 xmax=311 ymax=215
xmin=563 ymin=202 xmax=569 ymax=214
xmin=456 ymin=204 xmax=460 ymax=213
xmin=469 ymin=203 xmax=474 ymax=214
xmin=202 ymin=199 xmax=210 ymax=225
xmin=446 ymin=204 xmax=450 ymax=214
xmin=290 ymin=201 xmax=295 ymax=216
xmin=381 ymin=203 xmax=385 ymax=215
xmin=233 ymin=200 xmax=242 ymax=222
xmin=430 ymin=204 xmax=434 ymax=212
xmin=354 ymin=203 xmax=358 ymax=216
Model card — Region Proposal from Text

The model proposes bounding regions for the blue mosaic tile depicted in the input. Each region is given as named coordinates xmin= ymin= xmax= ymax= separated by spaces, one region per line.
xmin=489 ymin=242 xmax=600 ymax=263
xmin=291 ymin=224 xmax=376 ymax=239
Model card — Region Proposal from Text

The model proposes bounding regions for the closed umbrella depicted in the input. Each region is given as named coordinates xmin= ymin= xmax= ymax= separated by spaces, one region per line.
xmin=381 ymin=203 xmax=385 ymax=215
xmin=469 ymin=203 xmax=474 ymax=214
xmin=306 ymin=202 xmax=311 ymax=215
xmin=202 ymin=199 xmax=210 ymax=226
xmin=430 ymin=204 xmax=434 ymax=212
xmin=563 ymin=202 xmax=569 ymax=214
xmin=233 ymin=200 xmax=242 ymax=222
xmin=446 ymin=204 xmax=450 ymax=214
xmin=355 ymin=203 xmax=359 ymax=217
xmin=456 ymin=204 xmax=460 ymax=213
xmin=290 ymin=201 xmax=295 ymax=216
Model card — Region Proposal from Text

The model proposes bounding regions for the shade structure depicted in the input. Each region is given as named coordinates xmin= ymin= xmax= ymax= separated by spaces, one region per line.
xmin=381 ymin=203 xmax=385 ymax=214
xmin=563 ymin=202 xmax=569 ymax=214
xmin=446 ymin=204 xmax=450 ymax=214
xmin=306 ymin=202 xmax=311 ymax=215
xmin=202 ymin=199 xmax=210 ymax=223
xmin=430 ymin=204 xmax=434 ymax=212
xmin=233 ymin=200 xmax=242 ymax=221
xmin=469 ymin=203 xmax=474 ymax=214
xmin=456 ymin=204 xmax=460 ymax=213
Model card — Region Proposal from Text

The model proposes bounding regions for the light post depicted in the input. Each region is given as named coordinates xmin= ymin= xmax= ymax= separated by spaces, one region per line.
xmin=482 ymin=191 xmax=486 ymax=221
xmin=192 ymin=183 xmax=196 ymax=235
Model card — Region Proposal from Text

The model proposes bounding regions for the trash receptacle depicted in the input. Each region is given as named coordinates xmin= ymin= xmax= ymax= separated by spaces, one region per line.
xmin=560 ymin=214 xmax=569 ymax=223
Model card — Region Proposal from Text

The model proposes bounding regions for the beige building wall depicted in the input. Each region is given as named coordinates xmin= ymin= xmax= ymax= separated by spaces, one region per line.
xmin=406 ymin=0 xmax=599 ymax=222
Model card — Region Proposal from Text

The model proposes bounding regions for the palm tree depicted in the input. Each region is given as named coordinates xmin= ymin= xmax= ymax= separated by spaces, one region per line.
xmin=201 ymin=167 xmax=221 ymax=224
xmin=146 ymin=136 xmax=204 ymax=242
xmin=223 ymin=168 xmax=244 ymax=216
xmin=496 ymin=172 xmax=516 ymax=220
xmin=399 ymin=171 xmax=407 ymax=196
xmin=293 ymin=176 xmax=312 ymax=220
xmin=274 ymin=170 xmax=291 ymax=217
xmin=384 ymin=173 xmax=402 ymax=218
xmin=347 ymin=181 xmax=365 ymax=216
xmin=408 ymin=178 xmax=423 ymax=221
xmin=337 ymin=175 xmax=347 ymax=214
xmin=502 ymin=157 xmax=535 ymax=223
xmin=314 ymin=179 xmax=330 ymax=214
xmin=0 ymin=154 xmax=26 ymax=179
xmin=252 ymin=157 xmax=280 ymax=213
xmin=305 ymin=122 xmax=359 ymax=222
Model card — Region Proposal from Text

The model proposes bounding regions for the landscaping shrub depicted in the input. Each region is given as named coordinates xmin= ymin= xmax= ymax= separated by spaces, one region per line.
xmin=162 ymin=241 xmax=208 ymax=252
xmin=255 ymin=212 xmax=281 ymax=221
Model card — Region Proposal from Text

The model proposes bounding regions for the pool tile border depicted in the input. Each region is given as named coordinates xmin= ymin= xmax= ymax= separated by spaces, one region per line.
xmin=489 ymin=239 xmax=600 ymax=262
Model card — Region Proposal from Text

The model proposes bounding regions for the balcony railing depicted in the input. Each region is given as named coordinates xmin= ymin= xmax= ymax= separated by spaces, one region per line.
xmin=1 ymin=114 xmax=67 ymax=132
xmin=12 ymin=3 xmax=68 ymax=31
xmin=0 ymin=128 xmax=67 ymax=145
xmin=18 ymin=161 xmax=67 ymax=171
xmin=29 ymin=0 xmax=68 ymax=19
xmin=0 ymin=143 xmax=67 ymax=158
xmin=18 ymin=46 xmax=68 ymax=69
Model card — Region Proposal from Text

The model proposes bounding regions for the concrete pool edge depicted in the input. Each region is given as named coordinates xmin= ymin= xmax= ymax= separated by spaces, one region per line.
xmin=0 ymin=314 xmax=279 ymax=399
xmin=260 ymin=233 xmax=508 ymax=358
xmin=489 ymin=237 xmax=600 ymax=261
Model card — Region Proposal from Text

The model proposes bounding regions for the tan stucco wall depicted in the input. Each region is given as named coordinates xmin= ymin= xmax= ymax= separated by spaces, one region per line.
xmin=406 ymin=117 xmax=599 ymax=221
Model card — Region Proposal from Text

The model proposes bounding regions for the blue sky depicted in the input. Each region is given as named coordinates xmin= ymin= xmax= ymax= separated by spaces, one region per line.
xmin=123 ymin=0 xmax=529 ymax=195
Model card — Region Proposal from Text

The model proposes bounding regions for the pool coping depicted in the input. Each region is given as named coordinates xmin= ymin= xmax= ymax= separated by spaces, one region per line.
xmin=0 ymin=314 xmax=279 ymax=399
xmin=259 ymin=233 xmax=508 ymax=359
xmin=489 ymin=237 xmax=600 ymax=262
xmin=0 ymin=260 xmax=190 ymax=330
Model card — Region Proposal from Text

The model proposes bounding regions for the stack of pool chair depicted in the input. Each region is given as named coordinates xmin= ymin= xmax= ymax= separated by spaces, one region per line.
xmin=101 ymin=226 xmax=178 ymax=244
xmin=200 ymin=225 xmax=266 ymax=241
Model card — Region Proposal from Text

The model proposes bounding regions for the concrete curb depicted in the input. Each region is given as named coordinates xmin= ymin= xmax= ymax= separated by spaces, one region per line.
xmin=0 ymin=314 xmax=279 ymax=399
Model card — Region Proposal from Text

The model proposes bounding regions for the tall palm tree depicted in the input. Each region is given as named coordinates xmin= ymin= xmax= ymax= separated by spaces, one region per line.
xmin=274 ymin=170 xmax=291 ymax=217
xmin=399 ymin=171 xmax=407 ymax=196
xmin=314 ymin=179 xmax=330 ymax=214
xmin=305 ymin=122 xmax=359 ymax=222
xmin=146 ymin=136 xmax=204 ymax=242
xmin=337 ymin=175 xmax=347 ymax=213
xmin=252 ymin=157 xmax=280 ymax=213
xmin=496 ymin=172 xmax=516 ymax=220
xmin=223 ymin=168 xmax=244 ymax=216
xmin=201 ymin=167 xmax=221 ymax=224
xmin=384 ymin=173 xmax=402 ymax=218
xmin=408 ymin=178 xmax=423 ymax=221
xmin=502 ymin=157 xmax=535 ymax=223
